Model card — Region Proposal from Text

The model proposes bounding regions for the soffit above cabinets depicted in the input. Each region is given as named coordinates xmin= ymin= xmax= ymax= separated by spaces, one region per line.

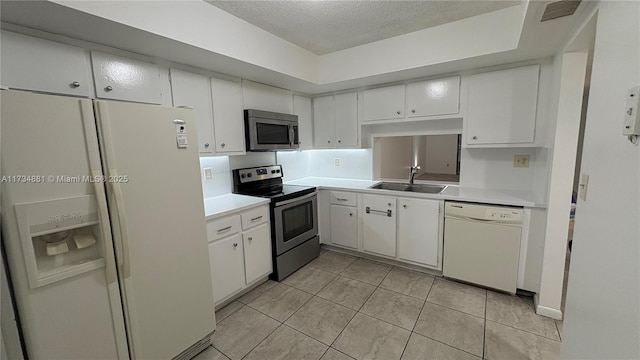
xmin=0 ymin=0 xmax=589 ymax=94
xmin=206 ymin=0 xmax=520 ymax=55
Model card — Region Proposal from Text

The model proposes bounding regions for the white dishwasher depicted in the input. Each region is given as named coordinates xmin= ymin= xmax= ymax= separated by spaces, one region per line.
xmin=443 ymin=202 xmax=523 ymax=293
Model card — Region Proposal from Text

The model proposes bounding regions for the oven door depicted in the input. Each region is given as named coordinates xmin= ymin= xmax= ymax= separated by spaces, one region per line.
xmin=248 ymin=117 xmax=297 ymax=151
xmin=273 ymin=192 xmax=318 ymax=255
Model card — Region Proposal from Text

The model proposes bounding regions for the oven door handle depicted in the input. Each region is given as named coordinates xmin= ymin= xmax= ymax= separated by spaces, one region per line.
xmin=274 ymin=191 xmax=318 ymax=208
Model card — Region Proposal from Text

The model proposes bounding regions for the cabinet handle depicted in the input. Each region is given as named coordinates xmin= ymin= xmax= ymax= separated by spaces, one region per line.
xmin=336 ymin=198 xmax=348 ymax=201
xmin=248 ymin=237 xmax=253 ymax=241
xmin=388 ymin=203 xmax=392 ymax=206
xmin=221 ymin=143 xmax=226 ymax=148
xmin=396 ymin=111 xmax=401 ymax=115
xmin=328 ymin=140 xmax=331 ymax=144
xmin=403 ymin=204 xmax=407 ymax=209
xmin=349 ymin=213 xmax=353 ymax=217
xmin=217 ymin=226 xmax=232 ymax=233
xmin=366 ymin=207 xmax=392 ymax=217
xmin=71 ymin=81 xmax=80 ymax=88
xmin=233 ymin=243 xmax=238 ymax=248
xmin=251 ymin=216 xmax=263 ymax=222
xmin=204 ymin=143 xmax=210 ymax=148
xmin=411 ymin=109 xmax=415 ymax=113
xmin=105 ymin=85 xmax=113 ymax=92
xmin=472 ymin=136 xmax=478 ymax=140
xmin=338 ymin=140 xmax=342 ymax=143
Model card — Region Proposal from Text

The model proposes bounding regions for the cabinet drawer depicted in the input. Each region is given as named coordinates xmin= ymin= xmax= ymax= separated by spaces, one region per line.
xmin=207 ymin=215 xmax=241 ymax=241
xmin=241 ymin=205 xmax=269 ymax=230
xmin=330 ymin=191 xmax=357 ymax=206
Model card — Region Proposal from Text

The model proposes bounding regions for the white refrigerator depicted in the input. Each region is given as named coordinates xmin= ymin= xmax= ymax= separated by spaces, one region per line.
xmin=1 ymin=90 xmax=215 ymax=359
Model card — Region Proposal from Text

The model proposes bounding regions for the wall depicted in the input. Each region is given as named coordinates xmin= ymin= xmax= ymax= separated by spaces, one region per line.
xmin=199 ymin=156 xmax=232 ymax=198
xmin=308 ymin=149 xmax=373 ymax=180
xmin=378 ymin=137 xmax=412 ymax=179
xmin=276 ymin=151 xmax=310 ymax=182
xmin=458 ymin=147 xmax=541 ymax=192
xmin=424 ymin=134 xmax=458 ymax=174
xmin=560 ymin=1 xmax=640 ymax=358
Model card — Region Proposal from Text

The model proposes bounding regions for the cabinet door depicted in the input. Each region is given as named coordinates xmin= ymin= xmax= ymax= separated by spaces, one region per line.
xmin=1 ymin=31 xmax=91 ymax=97
xmin=313 ymin=95 xmax=335 ymax=148
xmin=406 ymin=76 xmax=460 ymax=118
xmin=334 ymin=92 xmax=358 ymax=148
xmin=170 ymin=69 xmax=214 ymax=154
xmin=330 ymin=205 xmax=358 ymax=249
xmin=243 ymin=223 xmax=273 ymax=284
xmin=363 ymin=85 xmax=405 ymax=122
xmin=294 ymin=95 xmax=314 ymax=150
xmin=466 ymin=65 xmax=539 ymax=145
xmin=210 ymin=77 xmax=246 ymax=153
xmin=209 ymin=234 xmax=245 ymax=304
xmin=398 ymin=198 xmax=441 ymax=268
xmin=91 ymin=51 xmax=162 ymax=104
xmin=362 ymin=195 xmax=397 ymax=257
xmin=242 ymin=80 xmax=294 ymax=114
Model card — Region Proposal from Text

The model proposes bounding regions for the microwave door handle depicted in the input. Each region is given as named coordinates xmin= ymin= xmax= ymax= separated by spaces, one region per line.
xmin=289 ymin=125 xmax=294 ymax=146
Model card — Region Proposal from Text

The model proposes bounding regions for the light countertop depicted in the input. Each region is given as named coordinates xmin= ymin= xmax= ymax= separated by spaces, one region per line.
xmin=285 ymin=177 xmax=546 ymax=208
xmin=204 ymin=194 xmax=270 ymax=220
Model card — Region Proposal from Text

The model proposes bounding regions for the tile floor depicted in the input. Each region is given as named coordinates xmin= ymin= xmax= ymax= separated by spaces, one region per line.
xmin=196 ymin=250 xmax=562 ymax=360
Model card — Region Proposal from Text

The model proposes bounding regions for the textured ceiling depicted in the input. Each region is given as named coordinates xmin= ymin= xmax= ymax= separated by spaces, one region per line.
xmin=206 ymin=1 xmax=521 ymax=55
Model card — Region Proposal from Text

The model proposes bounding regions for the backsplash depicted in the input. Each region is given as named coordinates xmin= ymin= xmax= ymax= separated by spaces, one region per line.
xmin=308 ymin=149 xmax=373 ymax=180
xmin=279 ymin=149 xmax=373 ymax=180
xmin=199 ymin=156 xmax=232 ymax=198
xmin=276 ymin=151 xmax=310 ymax=182
xmin=459 ymin=148 xmax=544 ymax=192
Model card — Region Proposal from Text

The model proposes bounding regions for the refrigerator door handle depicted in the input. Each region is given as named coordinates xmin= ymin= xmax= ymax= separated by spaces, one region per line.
xmin=111 ymin=175 xmax=132 ymax=279
xmin=92 ymin=170 xmax=117 ymax=284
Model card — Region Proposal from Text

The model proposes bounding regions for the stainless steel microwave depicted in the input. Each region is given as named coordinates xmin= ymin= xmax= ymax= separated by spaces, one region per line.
xmin=245 ymin=109 xmax=299 ymax=151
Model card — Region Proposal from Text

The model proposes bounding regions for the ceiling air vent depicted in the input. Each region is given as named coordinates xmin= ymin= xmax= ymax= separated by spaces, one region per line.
xmin=541 ymin=0 xmax=581 ymax=22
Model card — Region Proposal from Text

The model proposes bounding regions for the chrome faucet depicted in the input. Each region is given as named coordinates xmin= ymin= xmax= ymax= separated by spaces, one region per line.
xmin=409 ymin=165 xmax=420 ymax=184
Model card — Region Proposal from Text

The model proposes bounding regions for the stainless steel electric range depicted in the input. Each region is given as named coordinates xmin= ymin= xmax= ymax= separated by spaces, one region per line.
xmin=232 ymin=165 xmax=319 ymax=281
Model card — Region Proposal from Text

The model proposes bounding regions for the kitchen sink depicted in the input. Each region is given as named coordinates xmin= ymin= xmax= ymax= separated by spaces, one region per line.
xmin=370 ymin=182 xmax=448 ymax=194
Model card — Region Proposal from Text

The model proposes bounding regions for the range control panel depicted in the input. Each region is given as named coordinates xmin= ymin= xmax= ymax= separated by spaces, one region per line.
xmin=236 ymin=165 xmax=282 ymax=183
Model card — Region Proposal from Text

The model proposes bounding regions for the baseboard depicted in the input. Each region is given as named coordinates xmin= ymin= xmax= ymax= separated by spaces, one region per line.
xmin=536 ymin=302 xmax=563 ymax=320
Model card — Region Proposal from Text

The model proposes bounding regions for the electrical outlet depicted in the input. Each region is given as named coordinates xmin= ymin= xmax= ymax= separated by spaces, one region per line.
xmin=334 ymin=158 xmax=341 ymax=167
xmin=513 ymin=155 xmax=530 ymax=168
xmin=203 ymin=167 xmax=213 ymax=180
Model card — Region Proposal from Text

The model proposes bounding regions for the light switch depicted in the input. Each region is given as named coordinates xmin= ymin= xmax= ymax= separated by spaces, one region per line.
xmin=578 ymin=173 xmax=589 ymax=201
xmin=204 ymin=167 xmax=213 ymax=180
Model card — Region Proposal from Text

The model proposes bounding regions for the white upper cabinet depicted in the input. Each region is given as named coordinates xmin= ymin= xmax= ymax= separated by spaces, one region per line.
xmin=1 ymin=31 xmax=91 ymax=97
xmin=91 ymin=51 xmax=162 ymax=104
xmin=313 ymin=92 xmax=358 ymax=148
xmin=334 ymin=92 xmax=358 ymax=148
xmin=406 ymin=76 xmax=460 ymax=118
xmin=465 ymin=65 xmax=540 ymax=146
xmin=363 ymin=84 xmax=405 ymax=122
xmin=313 ymin=95 xmax=336 ymax=148
xmin=242 ymin=80 xmax=294 ymax=114
xmin=210 ymin=77 xmax=246 ymax=154
xmin=293 ymin=95 xmax=314 ymax=150
xmin=169 ymin=69 xmax=215 ymax=154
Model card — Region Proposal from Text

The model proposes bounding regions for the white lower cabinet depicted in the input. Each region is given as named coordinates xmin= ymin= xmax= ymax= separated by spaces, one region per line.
xmin=209 ymin=234 xmax=245 ymax=304
xmin=398 ymin=198 xmax=442 ymax=269
xmin=362 ymin=194 xmax=397 ymax=257
xmin=207 ymin=205 xmax=271 ymax=306
xmin=330 ymin=205 xmax=358 ymax=249
xmin=243 ymin=223 xmax=272 ymax=284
